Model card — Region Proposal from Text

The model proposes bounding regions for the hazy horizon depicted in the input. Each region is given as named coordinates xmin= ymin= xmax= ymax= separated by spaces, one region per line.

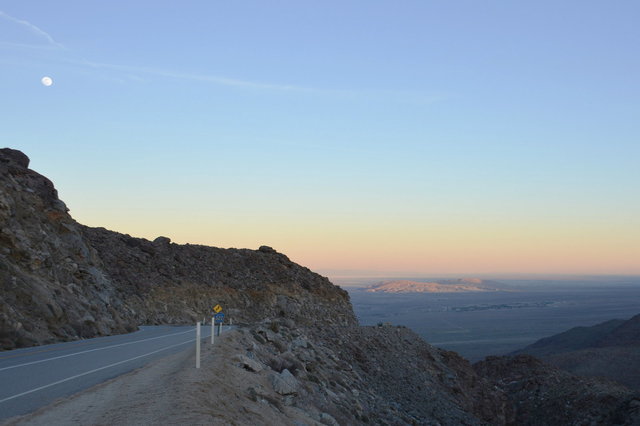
xmin=347 ymin=281 xmax=640 ymax=360
xmin=330 ymin=274 xmax=640 ymax=288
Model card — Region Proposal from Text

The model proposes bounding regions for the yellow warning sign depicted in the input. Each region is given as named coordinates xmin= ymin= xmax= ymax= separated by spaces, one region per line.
xmin=213 ymin=304 xmax=223 ymax=313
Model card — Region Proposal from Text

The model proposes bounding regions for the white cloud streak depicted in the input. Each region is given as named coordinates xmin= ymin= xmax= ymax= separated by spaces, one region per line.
xmin=0 ymin=10 xmax=65 ymax=49
xmin=79 ymin=60 xmax=318 ymax=92
xmin=77 ymin=60 xmax=449 ymax=104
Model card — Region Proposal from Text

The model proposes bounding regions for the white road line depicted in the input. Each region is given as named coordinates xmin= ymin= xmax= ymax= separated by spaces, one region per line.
xmin=0 ymin=338 xmax=196 ymax=404
xmin=0 ymin=328 xmax=197 ymax=372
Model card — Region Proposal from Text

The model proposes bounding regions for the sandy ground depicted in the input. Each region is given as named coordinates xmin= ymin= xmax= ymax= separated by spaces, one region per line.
xmin=3 ymin=329 xmax=321 ymax=426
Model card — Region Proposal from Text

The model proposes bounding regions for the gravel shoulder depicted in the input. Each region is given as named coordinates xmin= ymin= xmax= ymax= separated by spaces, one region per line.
xmin=3 ymin=339 xmax=205 ymax=426
xmin=2 ymin=329 xmax=319 ymax=426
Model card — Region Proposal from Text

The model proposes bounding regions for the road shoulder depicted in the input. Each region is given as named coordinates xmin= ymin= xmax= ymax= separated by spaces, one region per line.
xmin=2 ymin=336 xmax=203 ymax=426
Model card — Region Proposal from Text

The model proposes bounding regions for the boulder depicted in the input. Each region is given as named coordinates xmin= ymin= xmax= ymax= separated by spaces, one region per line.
xmin=232 ymin=354 xmax=263 ymax=373
xmin=153 ymin=236 xmax=171 ymax=245
xmin=0 ymin=148 xmax=30 ymax=168
xmin=270 ymin=368 xmax=298 ymax=395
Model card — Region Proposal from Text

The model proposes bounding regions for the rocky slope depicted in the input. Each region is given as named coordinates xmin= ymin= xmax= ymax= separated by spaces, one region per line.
xmin=514 ymin=314 xmax=640 ymax=390
xmin=475 ymin=355 xmax=640 ymax=425
xmin=213 ymin=321 xmax=512 ymax=425
xmin=81 ymin=227 xmax=355 ymax=329
xmin=0 ymin=149 xmax=137 ymax=349
xmin=214 ymin=324 xmax=640 ymax=425
xmin=513 ymin=319 xmax=627 ymax=357
xmin=0 ymin=148 xmax=354 ymax=350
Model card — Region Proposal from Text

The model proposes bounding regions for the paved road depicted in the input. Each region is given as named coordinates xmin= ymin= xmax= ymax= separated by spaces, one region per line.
xmin=0 ymin=323 xmax=226 ymax=421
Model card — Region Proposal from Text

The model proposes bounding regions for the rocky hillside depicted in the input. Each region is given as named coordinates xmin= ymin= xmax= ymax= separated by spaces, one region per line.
xmin=475 ymin=355 xmax=640 ymax=425
xmin=0 ymin=148 xmax=354 ymax=350
xmin=81 ymin=227 xmax=355 ymax=328
xmin=230 ymin=324 xmax=640 ymax=425
xmin=215 ymin=321 xmax=513 ymax=425
xmin=0 ymin=149 xmax=138 ymax=349
xmin=513 ymin=314 xmax=640 ymax=390
xmin=513 ymin=319 xmax=627 ymax=357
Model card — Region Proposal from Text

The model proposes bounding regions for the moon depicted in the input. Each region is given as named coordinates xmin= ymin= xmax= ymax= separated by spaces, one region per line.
xmin=41 ymin=76 xmax=53 ymax=87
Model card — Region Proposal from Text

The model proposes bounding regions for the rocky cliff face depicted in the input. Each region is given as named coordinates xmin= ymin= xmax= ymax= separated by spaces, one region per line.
xmin=0 ymin=148 xmax=354 ymax=350
xmin=81 ymin=227 xmax=356 ymax=328
xmin=0 ymin=149 xmax=137 ymax=349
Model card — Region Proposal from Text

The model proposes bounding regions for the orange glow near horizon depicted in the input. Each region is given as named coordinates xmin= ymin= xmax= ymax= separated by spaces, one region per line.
xmin=75 ymin=208 xmax=640 ymax=277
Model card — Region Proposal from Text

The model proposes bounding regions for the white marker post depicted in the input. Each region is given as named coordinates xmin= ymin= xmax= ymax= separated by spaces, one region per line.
xmin=211 ymin=317 xmax=215 ymax=345
xmin=196 ymin=321 xmax=201 ymax=369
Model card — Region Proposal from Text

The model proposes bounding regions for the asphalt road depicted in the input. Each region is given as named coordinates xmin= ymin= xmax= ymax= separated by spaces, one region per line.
xmin=0 ymin=323 xmax=225 ymax=421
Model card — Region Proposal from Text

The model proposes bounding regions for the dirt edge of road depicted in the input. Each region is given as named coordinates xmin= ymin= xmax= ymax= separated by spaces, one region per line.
xmin=2 ymin=329 xmax=320 ymax=426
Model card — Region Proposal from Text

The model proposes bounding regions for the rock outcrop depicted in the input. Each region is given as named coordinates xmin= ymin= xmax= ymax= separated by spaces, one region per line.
xmin=81 ymin=228 xmax=355 ymax=328
xmin=0 ymin=149 xmax=137 ymax=349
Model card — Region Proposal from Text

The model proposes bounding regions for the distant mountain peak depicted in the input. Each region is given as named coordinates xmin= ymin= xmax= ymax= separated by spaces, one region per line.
xmin=364 ymin=278 xmax=504 ymax=293
xmin=513 ymin=313 xmax=640 ymax=390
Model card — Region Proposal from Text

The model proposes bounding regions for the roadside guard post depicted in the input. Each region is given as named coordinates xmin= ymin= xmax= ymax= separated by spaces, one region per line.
xmin=196 ymin=321 xmax=201 ymax=369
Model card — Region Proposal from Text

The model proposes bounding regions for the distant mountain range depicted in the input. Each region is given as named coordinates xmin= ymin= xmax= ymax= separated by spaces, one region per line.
xmin=513 ymin=313 xmax=640 ymax=390
xmin=365 ymin=278 xmax=506 ymax=293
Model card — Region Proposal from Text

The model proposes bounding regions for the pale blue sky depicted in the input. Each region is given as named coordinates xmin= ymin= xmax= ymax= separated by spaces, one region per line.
xmin=1 ymin=1 xmax=638 ymax=275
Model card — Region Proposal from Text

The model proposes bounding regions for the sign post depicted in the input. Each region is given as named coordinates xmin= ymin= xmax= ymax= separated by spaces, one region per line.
xmin=214 ymin=312 xmax=225 ymax=336
xmin=211 ymin=316 xmax=214 ymax=344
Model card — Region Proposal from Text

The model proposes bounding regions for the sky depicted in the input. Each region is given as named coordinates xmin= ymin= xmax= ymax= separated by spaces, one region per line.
xmin=1 ymin=1 xmax=638 ymax=277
